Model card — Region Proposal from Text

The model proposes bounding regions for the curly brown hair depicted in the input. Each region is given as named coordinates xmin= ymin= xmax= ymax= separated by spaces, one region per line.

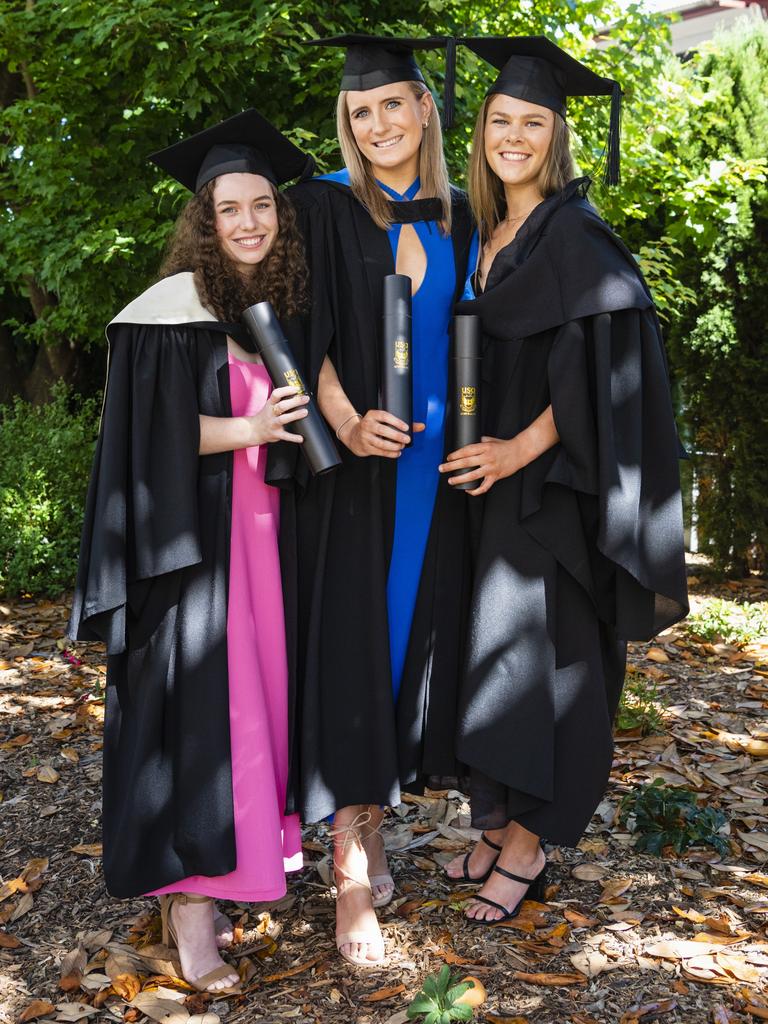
xmin=159 ymin=178 xmax=308 ymax=322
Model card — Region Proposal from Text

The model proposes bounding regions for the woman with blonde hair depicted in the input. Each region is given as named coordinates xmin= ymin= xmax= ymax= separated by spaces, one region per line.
xmin=287 ymin=35 xmax=474 ymax=967
xmin=440 ymin=37 xmax=688 ymax=924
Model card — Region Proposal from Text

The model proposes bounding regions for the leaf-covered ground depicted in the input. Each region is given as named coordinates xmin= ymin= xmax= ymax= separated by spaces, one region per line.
xmin=1 ymin=563 xmax=768 ymax=1024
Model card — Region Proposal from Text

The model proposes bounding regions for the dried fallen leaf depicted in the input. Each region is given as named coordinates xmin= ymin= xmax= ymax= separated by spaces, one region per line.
xmin=36 ymin=765 xmax=60 ymax=784
xmin=18 ymin=1001 xmax=55 ymax=1023
xmin=10 ymin=892 xmax=34 ymax=922
xmin=0 ymin=733 xmax=32 ymax=750
xmin=111 ymin=972 xmax=142 ymax=1001
xmin=738 ymin=831 xmax=768 ymax=854
xmin=620 ymin=998 xmax=678 ymax=1023
xmin=712 ymin=1007 xmax=735 ymax=1024
xmin=21 ymin=858 xmax=49 ymax=885
xmin=646 ymin=647 xmax=670 ymax=663
xmin=598 ymin=878 xmax=633 ymax=903
xmin=564 ymin=909 xmax=598 ymax=928
xmin=645 ymin=939 xmax=724 ymax=959
xmin=0 ymin=929 xmax=22 ymax=948
xmin=382 ymin=1012 xmax=409 ymax=1024
xmin=512 ymin=971 xmax=586 ymax=986
xmin=129 ymin=992 xmax=189 ymax=1023
xmin=745 ymin=1006 xmax=768 ymax=1020
xmin=59 ymin=944 xmax=87 ymax=991
xmin=361 ymin=984 xmax=406 ymax=1003
xmin=571 ymin=863 xmax=606 ymax=882
xmin=53 ymin=1004 xmax=99 ymax=1022
xmin=570 ymin=949 xmax=608 ymax=978
xmin=256 ymin=952 xmax=326 ymax=986
xmin=77 ymin=928 xmax=112 ymax=952
xmin=437 ymin=948 xmax=476 ymax=966
xmin=69 ymin=844 xmax=102 ymax=857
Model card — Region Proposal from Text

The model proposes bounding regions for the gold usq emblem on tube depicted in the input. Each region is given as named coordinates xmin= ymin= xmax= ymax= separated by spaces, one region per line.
xmin=459 ymin=385 xmax=477 ymax=416
xmin=393 ymin=338 xmax=409 ymax=370
xmin=283 ymin=368 xmax=307 ymax=396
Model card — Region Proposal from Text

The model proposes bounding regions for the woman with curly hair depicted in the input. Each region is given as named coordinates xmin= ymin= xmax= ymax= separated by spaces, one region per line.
xmin=69 ymin=110 xmax=312 ymax=993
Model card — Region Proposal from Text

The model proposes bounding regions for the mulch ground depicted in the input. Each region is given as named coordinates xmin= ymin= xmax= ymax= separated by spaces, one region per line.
xmin=1 ymin=565 xmax=768 ymax=1024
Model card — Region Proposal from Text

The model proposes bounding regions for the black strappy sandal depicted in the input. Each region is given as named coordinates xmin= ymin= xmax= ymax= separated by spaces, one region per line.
xmin=467 ymin=862 xmax=548 ymax=925
xmin=447 ymin=833 xmax=503 ymax=885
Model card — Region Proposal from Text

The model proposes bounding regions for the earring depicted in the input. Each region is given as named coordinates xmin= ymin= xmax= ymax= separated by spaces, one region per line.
xmin=423 ymin=119 xmax=430 ymax=129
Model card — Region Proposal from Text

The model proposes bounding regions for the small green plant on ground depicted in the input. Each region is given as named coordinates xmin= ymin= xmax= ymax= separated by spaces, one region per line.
xmin=619 ymin=780 xmax=729 ymax=857
xmin=685 ymin=597 xmax=768 ymax=644
xmin=617 ymin=674 xmax=664 ymax=735
xmin=407 ymin=966 xmax=474 ymax=1023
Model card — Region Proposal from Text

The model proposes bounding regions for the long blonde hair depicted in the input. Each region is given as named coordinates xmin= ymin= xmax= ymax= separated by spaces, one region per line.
xmin=468 ymin=94 xmax=574 ymax=245
xmin=336 ymin=81 xmax=452 ymax=233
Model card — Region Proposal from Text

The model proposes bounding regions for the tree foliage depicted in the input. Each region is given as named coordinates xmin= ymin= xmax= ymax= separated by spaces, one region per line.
xmin=0 ymin=0 xmax=673 ymax=395
xmin=664 ymin=19 xmax=768 ymax=574
xmin=0 ymin=1 xmax=766 ymax=588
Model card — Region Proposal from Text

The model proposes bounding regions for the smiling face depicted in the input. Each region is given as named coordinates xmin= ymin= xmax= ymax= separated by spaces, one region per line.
xmin=345 ymin=81 xmax=432 ymax=176
xmin=483 ymin=94 xmax=556 ymax=190
xmin=213 ymin=172 xmax=278 ymax=271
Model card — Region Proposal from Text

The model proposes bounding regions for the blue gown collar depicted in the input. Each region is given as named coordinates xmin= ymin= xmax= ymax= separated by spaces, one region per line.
xmin=315 ymin=169 xmax=421 ymax=204
xmin=376 ymin=177 xmax=420 ymax=202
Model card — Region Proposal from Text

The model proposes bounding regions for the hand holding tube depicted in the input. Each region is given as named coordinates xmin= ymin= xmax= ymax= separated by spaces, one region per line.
xmin=251 ymin=385 xmax=309 ymax=445
xmin=242 ymin=302 xmax=341 ymax=476
xmin=340 ymin=411 xmax=424 ymax=458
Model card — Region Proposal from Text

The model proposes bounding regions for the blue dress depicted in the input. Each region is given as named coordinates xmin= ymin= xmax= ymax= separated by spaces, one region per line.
xmin=379 ymin=179 xmax=457 ymax=698
xmin=315 ymin=171 xmax=458 ymax=698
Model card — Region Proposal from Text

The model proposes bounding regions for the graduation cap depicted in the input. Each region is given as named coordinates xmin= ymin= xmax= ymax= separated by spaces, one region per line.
xmin=307 ymin=34 xmax=458 ymax=129
xmin=149 ymin=108 xmax=313 ymax=193
xmin=462 ymin=36 xmax=622 ymax=185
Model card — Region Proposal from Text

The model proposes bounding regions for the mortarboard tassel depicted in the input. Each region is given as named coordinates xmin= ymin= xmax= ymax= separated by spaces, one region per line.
xmin=442 ymin=36 xmax=457 ymax=130
xmin=604 ymin=81 xmax=622 ymax=187
xmin=299 ymin=153 xmax=316 ymax=182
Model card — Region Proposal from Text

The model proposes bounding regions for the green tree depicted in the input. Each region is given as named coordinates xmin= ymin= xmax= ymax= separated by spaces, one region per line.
xmin=0 ymin=0 xmax=673 ymax=403
xmin=665 ymin=19 xmax=768 ymax=574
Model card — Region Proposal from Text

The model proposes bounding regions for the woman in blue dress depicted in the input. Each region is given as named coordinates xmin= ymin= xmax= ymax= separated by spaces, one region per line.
xmin=286 ymin=35 xmax=474 ymax=967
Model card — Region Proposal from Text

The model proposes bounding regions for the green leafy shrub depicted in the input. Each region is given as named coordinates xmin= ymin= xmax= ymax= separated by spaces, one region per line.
xmin=619 ymin=780 xmax=729 ymax=857
xmin=407 ymin=967 xmax=475 ymax=1023
xmin=0 ymin=384 xmax=99 ymax=597
xmin=617 ymin=674 xmax=664 ymax=735
xmin=685 ymin=597 xmax=768 ymax=644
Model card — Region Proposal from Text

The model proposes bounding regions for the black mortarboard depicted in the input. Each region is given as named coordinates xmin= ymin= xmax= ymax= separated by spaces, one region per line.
xmin=149 ymin=108 xmax=313 ymax=193
xmin=462 ymin=36 xmax=622 ymax=185
xmin=307 ymin=34 xmax=458 ymax=129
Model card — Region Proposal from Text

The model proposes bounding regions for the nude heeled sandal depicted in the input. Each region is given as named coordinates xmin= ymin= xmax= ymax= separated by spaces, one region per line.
xmin=331 ymin=814 xmax=387 ymax=968
xmin=360 ymin=809 xmax=395 ymax=909
xmin=159 ymin=893 xmax=242 ymax=994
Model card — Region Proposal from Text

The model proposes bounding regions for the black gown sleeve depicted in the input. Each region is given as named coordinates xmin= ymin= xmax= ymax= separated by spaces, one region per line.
xmin=288 ymin=186 xmax=337 ymax=390
xmin=520 ymin=307 xmax=689 ymax=641
xmin=68 ymin=324 xmax=202 ymax=654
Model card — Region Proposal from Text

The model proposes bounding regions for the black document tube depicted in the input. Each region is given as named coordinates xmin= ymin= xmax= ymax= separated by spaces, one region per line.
xmin=242 ymin=302 xmax=341 ymax=476
xmin=450 ymin=314 xmax=482 ymax=491
xmin=381 ymin=274 xmax=412 ymax=446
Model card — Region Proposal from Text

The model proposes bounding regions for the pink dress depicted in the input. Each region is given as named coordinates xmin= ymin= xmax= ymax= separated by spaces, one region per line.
xmin=150 ymin=354 xmax=302 ymax=901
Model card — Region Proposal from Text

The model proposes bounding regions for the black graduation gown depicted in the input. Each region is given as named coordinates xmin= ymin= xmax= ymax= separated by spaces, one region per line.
xmin=68 ymin=273 xmax=302 ymax=897
xmin=282 ymin=180 xmax=474 ymax=822
xmin=454 ymin=180 xmax=689 ymax=847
